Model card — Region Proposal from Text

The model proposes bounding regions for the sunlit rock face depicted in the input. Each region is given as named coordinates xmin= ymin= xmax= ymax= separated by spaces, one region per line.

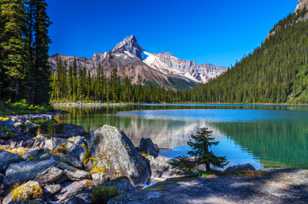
xmin=112 ymin=35 xmax=144 ymax=59
xmin=296 ymin=0 xmax=308 ymax=12
xmin=296 ymin=0 xmax=308 ymax=21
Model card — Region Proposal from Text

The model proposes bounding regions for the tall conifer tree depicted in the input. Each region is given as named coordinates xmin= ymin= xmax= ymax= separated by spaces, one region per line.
xmin=0 ymin=0 xmax=26 ymax=100
xmin=24 ymin=0 xmax=36 ymax=102
xmin=0 ymin=4 xmax=5 ymax=99
xmin=32 ymin=0 xmax=51 ymax=104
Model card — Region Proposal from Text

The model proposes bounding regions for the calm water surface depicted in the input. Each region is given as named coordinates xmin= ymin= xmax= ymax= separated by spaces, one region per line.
xmin=56 ymin=104 xmax=308 ymax=169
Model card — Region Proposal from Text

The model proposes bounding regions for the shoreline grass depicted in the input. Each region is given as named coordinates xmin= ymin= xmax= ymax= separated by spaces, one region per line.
xmin=0 ymin=100 xmax=53 ymax=116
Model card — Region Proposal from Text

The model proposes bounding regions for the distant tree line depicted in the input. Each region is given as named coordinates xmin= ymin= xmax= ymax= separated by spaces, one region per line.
xmin=0 ymin=0 xmax=50 ymax=104
xmin=50 ymin=57 xmax=184 ymax=103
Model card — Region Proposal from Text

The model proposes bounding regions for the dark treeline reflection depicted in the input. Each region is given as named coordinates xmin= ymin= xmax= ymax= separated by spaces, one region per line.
xmin=212 ymin=121 xmax=308 ymax=168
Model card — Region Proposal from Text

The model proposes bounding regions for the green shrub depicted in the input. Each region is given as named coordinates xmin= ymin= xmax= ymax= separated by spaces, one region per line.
xmin=92 ymin=186 xmax=119 ymax=204
xmin=30 ymin=118 xmax=50 ymax=125
xmin=0 ymin=126 xmax=15 ymax=138
xmin=0 ymin=100 xmax=52 ymax=115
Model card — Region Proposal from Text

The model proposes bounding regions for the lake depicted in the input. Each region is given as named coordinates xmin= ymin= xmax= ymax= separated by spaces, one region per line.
xmin=56 ymin=104 xmax=308 ymax=169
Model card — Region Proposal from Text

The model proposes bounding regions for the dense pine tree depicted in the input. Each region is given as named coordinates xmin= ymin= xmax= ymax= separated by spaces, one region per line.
xmin=0 ymin=5 xmax=5 ymax=99
xmin=31 ymin=0 xmax=51 ymax=104
xmin=50 ymin=60 xmax=183 ymax=103
xmin=186 ymin=11 xmax=308 ymax=104
xmin=0 ymin=0 xmax=51 ymax=104
xmin=171 ymin=128 xmax=228 ymax=174
xmin=24 ymin=0 xmax=36 ymax=103
xmin=0 ymin=0 xmax=27 ymax=100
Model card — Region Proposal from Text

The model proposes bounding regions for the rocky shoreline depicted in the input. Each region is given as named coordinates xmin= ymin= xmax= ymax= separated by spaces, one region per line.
xmin=0 ymin=114 xmax=151 ymax=203
xmin=0 ymin=114 xmax=307 ymax=204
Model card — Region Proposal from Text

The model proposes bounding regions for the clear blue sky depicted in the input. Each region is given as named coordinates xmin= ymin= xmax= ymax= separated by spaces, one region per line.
xmin=47 ymin=0 xmax=297 ymax=67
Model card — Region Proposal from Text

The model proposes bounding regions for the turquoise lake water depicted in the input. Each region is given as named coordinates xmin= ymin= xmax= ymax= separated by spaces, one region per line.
xmin=57 ymin=104 xmax=308 ymax=169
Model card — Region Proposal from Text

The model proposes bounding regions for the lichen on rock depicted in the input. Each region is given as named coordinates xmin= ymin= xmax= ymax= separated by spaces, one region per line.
xmin=3 ymin=181 xmax=43 ymax=204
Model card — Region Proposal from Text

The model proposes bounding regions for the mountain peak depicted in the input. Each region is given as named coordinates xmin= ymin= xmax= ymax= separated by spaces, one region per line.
xmin=296 ymin=0 xmax=308 ymax=12
xmin=112 ymin=35 xmax=143 ymax=58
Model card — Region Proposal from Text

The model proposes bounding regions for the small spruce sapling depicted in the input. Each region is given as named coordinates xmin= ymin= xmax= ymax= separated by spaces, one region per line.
xmin=171 ymin=128 xmax=228 ymax=175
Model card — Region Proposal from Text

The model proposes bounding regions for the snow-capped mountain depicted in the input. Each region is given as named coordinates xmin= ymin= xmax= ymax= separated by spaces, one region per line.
xmin=142 ymin=51 xmax=225 ymax=84
xmin=50 ymin=35 xmax=226 ymax=90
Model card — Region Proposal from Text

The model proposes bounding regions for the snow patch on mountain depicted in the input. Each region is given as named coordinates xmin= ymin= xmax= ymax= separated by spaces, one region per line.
xmin=142 ymin=51 xmax=225 ymax=83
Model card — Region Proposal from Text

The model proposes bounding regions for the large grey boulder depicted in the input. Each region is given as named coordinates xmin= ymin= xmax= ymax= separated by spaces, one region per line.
xmin=0 ymin=151 xmax=22 ymax=173
xmin=4 ymin=158 xmax=56 ymax=186
xmin=92 ymin=125 xmax=151 ymax=185
xmin=139 ymin=138 xmax=159 ymax=158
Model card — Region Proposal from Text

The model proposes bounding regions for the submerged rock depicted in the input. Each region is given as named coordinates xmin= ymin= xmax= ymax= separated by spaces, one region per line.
xmin=92 ymin=125 xmax=151 ymax=185
xmin=139 ymin=138 xmax=159 ymax=158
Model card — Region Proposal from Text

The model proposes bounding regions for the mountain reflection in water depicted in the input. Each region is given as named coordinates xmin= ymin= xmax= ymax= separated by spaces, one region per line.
xmin=57 ymin=105 xmax=308 ymax=169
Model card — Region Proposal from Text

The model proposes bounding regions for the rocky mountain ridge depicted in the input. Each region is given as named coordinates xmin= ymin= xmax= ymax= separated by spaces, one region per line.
xmin=296 ymin=0 xmax=308 ymax=12
xmin=50 ymin=36 xmax=225 ymax=90
xmin=296 ymin=0 xmax=308 ymax=21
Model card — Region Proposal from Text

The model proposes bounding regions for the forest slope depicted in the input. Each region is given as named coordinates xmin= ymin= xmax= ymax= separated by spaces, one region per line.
xmin=190 ymin=10 xmax=308 ymax=104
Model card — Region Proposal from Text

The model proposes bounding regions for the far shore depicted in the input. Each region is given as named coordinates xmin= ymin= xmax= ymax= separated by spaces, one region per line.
xmin=51 ymin=101 xmax=308 ymax=108
xmin=51 ymin=102 xmax=136 ymax=108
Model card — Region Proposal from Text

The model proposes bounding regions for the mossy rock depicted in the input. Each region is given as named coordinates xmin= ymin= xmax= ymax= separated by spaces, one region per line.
xmin=0 ymin=146 xmax=29 ymax=157
xmin=3 ymin=181 xmax=43 ymax=204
